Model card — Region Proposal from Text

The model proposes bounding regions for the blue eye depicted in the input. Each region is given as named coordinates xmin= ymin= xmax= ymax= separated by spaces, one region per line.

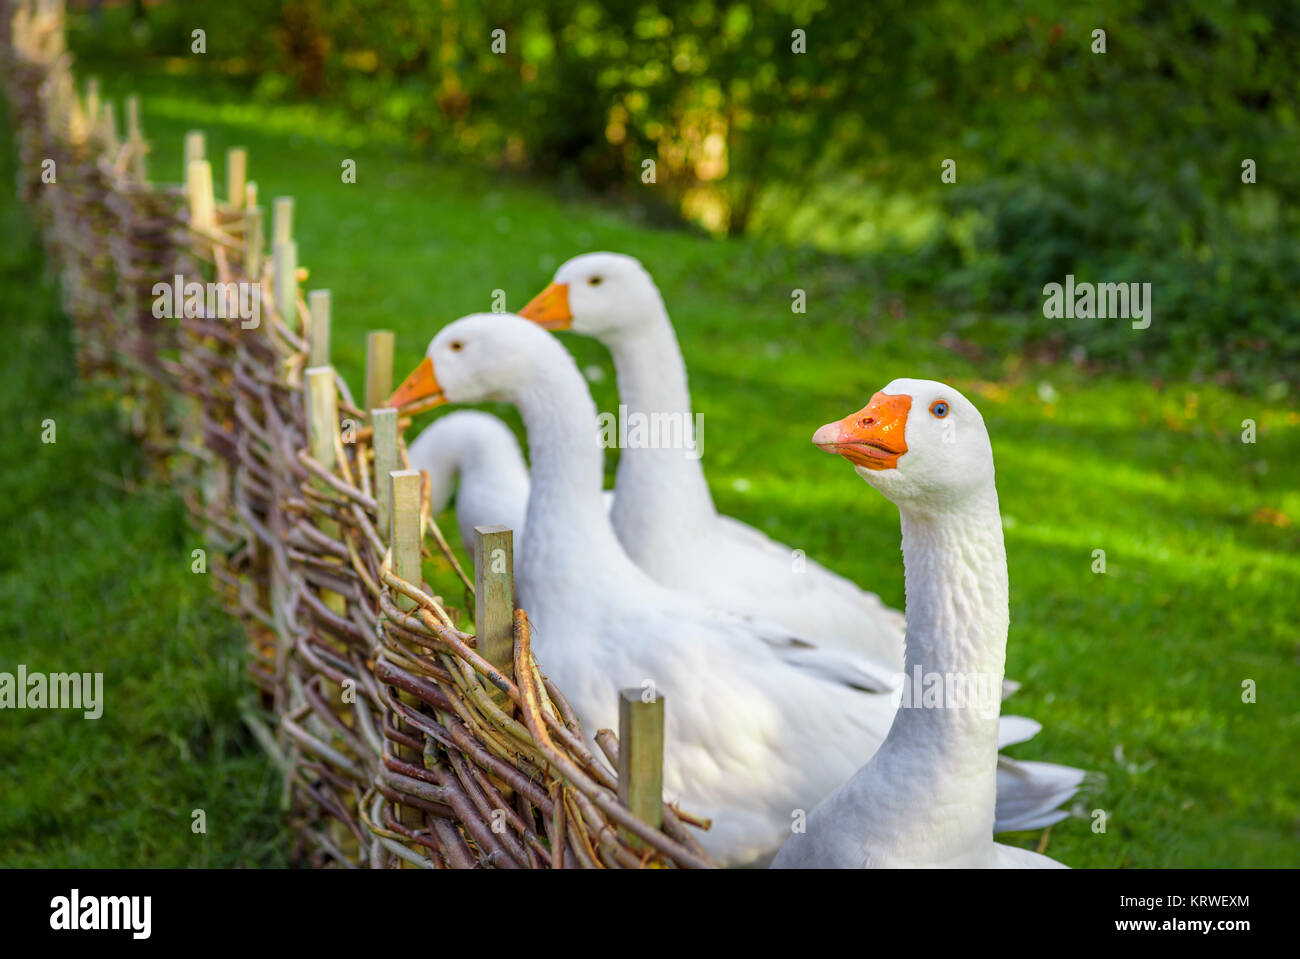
xmin=930 ymin=401 xmax=949 ymax=418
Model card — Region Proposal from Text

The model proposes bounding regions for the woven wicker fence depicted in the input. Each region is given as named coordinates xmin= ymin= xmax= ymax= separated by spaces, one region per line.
xmin=3 ymin=0 xmax=711 ymax=869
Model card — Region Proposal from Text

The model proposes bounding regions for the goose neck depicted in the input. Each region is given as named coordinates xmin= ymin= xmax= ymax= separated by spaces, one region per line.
xmin=866 ymin=488 xmax=1008 ymax=854
xmin=608 ymin=304 xmax=693 ymax=420
xmin=897 ymin=490 xmax=1009 ymax=684
xmin=513 ymin=371 xmax=632 ymax=577
xmin=605 ymin=303 xmax=716 ymax=530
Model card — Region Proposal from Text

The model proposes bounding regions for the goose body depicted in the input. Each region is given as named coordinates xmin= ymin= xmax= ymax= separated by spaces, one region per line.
xmin=406 ymin=411 xmax=529 ymax=559
xmin=391 ymin=318 xmax=1084 ymax=866
xmin=520 ymin=253 xmax=906 ymax=668
xmin=772 ymin=379 xmax=1081 ymax=869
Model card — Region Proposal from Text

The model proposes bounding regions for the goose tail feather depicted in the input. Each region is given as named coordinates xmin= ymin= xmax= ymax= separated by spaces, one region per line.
xmin=994 ymin=757 xmax=1087 ymax=833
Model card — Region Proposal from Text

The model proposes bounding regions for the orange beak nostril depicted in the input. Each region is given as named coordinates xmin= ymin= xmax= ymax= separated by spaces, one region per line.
xmin=813 ymin=391 xmax=911 ymax=471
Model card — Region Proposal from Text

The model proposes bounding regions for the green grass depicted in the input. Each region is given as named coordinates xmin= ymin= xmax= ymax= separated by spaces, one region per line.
xmin=0 ymin=104 xmax=291 ymax=866
xmin=2 ymin=48 xmax=1297 ymax=867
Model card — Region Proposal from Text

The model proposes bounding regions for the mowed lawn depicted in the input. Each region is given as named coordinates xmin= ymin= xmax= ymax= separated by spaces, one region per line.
xmin=1 ymin=59 xmax=1296 ymax=867
xmin=0 ymin=104 xmax=290 ymax=867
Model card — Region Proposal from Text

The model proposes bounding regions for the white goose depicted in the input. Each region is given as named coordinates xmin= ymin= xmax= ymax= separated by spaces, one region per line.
xmin=406 ymin=410 xmax=529 ymax=560
xmin=389 ymin=316 xmax=1083 ymax=866
xmin=772 ymin=379 xmax=1079 ymax=868
xmin=520 ymin=252 xmax=905 ymax=669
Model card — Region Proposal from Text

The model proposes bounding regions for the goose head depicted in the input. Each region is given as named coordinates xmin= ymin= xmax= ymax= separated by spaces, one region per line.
xmin=519 ymin=251 xmax=666 ymax=341
xmin=813 ymin=378 xmax=995 ymax=510
xmin=387 ymin=312 xmax=563 ymax=411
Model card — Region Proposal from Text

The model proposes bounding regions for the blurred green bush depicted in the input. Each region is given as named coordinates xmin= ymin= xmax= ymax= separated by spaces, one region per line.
xmin=922 ymin=166 xmax=1300 ymax=384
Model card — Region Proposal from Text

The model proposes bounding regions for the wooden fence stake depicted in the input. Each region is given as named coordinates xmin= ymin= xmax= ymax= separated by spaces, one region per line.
xmin=390 ymin=468 xmax=426 ymax=837
xmin=99 ymin=101 xmax=118 ymax=153
xmin=372 ymin=408 xmax=398 ymax=539
xmin=226 ymin=147 xmax=247 ymax=210
xmin=198 ymin=161 xmax=215 ymax=229
xmin=125 ymin=94 xmax=146 ymax=182
xmin=273 ymin=196 xmax=294 ymax=244
xmin=305 ymin=366 xmax=338 ymax=471
xmin=187 ymin=159 xmax=214 ymax=234
xmin=183 ymin=129 xmax=205 ymax=189
xmin=390 ymin=470 xmax=422 ymax=611
xmin=364 ymin=330 xmax=395 ymax=415
xmin=125 ymin=94 xmax=140 ymax=140
xmin=617 ymin=688 xmax=665 ymax=846
xmin=66 ymin=84 xmax=88 ymax=143
xmin=273 ymin=239 xmax=298 ymax=328
xmin=83 ymin=76 xmax=99 ymax=127
xmin=306 ymin=367 xmax=346 ymax=617
xmin=244 ymin=205 xmax=263 ymax=278
xmin=308 ymin=290 xmax=331 ymax=368
xmin=473 ymin=525 xmax=514 ymax=704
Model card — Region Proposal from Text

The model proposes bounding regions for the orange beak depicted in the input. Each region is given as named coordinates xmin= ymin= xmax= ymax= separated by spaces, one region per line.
xmin=519 ymin=281 xmax=572 ymax=330
xmin=385 ymin=356 xmax=447 ymax=413
xmin=813 ymin=391 xmax=911 ymax=471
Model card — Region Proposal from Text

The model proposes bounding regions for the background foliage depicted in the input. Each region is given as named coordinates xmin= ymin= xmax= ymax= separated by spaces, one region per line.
xmin=76 ymin=0 xmax=1300 ymax=389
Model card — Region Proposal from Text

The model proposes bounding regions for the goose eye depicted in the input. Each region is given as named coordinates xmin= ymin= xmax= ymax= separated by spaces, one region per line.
xmin=588 ymin=276 xmax=603 ymax=287
xmin=449 ymin=341 xmax=464 ymax=352
xmin=930 ymin=400 xmax=949 ymax=418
